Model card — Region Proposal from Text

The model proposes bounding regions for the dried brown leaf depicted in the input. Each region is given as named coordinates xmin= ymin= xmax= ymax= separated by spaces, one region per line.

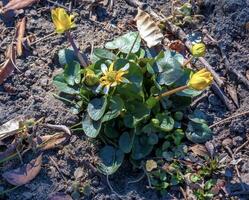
xmin=0 ymin=116 xmax=24 ymax=141
xmin=0 ymin=44 xmax=16 ymax=84
xmin=189 ymin=144 xmax=208 ymax=158
xmin=16 ymin=17 xmax=26 ymax=56
xmin=36 ymin=132 xmax=69 ymax=151
xmin=48 ymin=193 xmax=73 ymax=200
xmin=168 ymin=40 xmax=186 ymax=53
xmin=2 ymin=0 xmax=39 ymax=13
xmin=135 ymin=8 xmax=163 ymax=48
xmin=2 ymin=154 xmax=42 ymax=186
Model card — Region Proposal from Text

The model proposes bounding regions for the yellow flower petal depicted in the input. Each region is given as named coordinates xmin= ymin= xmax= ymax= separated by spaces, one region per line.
xmin=188 ymin=68 xmax=213 ymax=90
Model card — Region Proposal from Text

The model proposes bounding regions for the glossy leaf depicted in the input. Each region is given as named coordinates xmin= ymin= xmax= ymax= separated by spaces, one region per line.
xmin=186 ymin=121 xmax=212 ymax=143
xmin=102 ymin=96 xmax=124 ymax=122
xmin=105 ymin=32 xmax=141 ymax=54
xmin=87 ymin=96 xmax=107 ymax=121
xmin=58 ymin=48 xmax=76 ymax=66
xmin=64 ymin=61 xmax=81 ymax=85
xmin=119 ymin=132 xmax=134 ymax=153
xmin=53 ymin=74 xmax=79 ymax=94
xmin=82 ymin=113 xmax=102 ymax=138
xmin=98 ymin=145 xmax=124 ymax=175
xmin=92 ymin=48 xmax=117 ymax=61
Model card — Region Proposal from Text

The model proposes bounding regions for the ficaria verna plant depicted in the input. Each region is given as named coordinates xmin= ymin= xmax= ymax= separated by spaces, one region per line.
xmin=52 ymin=8 xmax=215 ymax=193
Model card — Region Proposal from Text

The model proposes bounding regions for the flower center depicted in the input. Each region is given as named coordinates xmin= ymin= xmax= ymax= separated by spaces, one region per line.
xmin=106 ymin=71 xmax=117 ymax=82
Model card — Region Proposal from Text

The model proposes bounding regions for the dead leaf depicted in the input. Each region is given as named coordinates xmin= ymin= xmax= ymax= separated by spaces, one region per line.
xmin=135 ymin=8 xmax=163 ymax=48
xmin=0 ymin=116 xmax=24 ymax=141
xmin=2 ymin=0 xmax=39 ymax=13
xmin=168 ymin=40 xmax=186 ymax=53
xmin=35 ymin=132 xmax=69 ymax=151
xmin=48 ymin=193 xmax=73 ymax=200
xmin=16 ymin=17 xmax=26 ymax=56
xmin=189 ymin=144 xmax=209 ymax=158
xmin=226 ymin=85 xmax=239 ymax=108
xmin=2 ymin=154 xmax=42 ymax=186
xmin=0 ymin=44 xmax=16 ymax=84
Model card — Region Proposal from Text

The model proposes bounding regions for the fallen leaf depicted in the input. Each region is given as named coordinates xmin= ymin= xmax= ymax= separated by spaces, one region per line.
xmin=48 ymin=193 xmax=73 ymax=200
xmin=0 ymin=44 xmax=16 ymax=84
xmin=2 ymin=0 xmax=39 ymax=13
xmin=168 ymin=40 xmax=186 ymax=53
xmin=35 ymin=132 xmax=70 ymax=151
xmin=2 ymin=154 xmax=42 ymax=186
xmin=189 ymin=144 xmax=209 ymax=158
xmin=16 ymin=17 xmax=26 ymax=56
xmin=0 ymin=116 xmax=24 ymax=141
xmin=135 ymin=8 xmax=163 ymax=48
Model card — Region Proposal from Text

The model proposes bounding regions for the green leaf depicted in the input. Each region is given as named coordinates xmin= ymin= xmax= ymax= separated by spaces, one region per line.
xmin=103 ymin=122 xmax=119 ymax=139
xmin=119 ymin=132 xmax=134 ymax=153
xmin=98 ymin=145 xmax=124 ymax=175
xmin=58 ymin=48 xmax=77 ymax=66
xmin=64 ymin=61 xmax=81 ymax=86
xmin=148 ymin=133 xmax=159 ymax=145
xmin=53 ymin=74 xmax=79 ymax=94
xmin=92 ymin=48 xmax=117 ymax=61
xmin=155 ymin=50 xmax=184 ymax=85
xmin=188 ymin=110 xmax=207 ymax=124
xmin=102 ymin=96 xmax=124 ymax=122
xmin=124 ymin=102 xmax=150 ymax=128
xmin=82 ymin=113 xmax=102 ymax=138
xmin=131 ymin=136 xmax=154 ymax=160
xmin=105 ymin=32 xmax=141 ymax=54
xmin=156 ymin=113 xmax=174 ymax=132
xmin=87 ymin=96 xmax=108 ymax=121
xmin=146 ymin=96 xmax=159 ymax=109
xmin=186 ymin=121 xmax=212 ymax=143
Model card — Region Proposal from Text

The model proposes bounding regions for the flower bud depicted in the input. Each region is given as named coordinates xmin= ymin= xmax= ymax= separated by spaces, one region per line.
xmin=188 ymin=68 xmax=213 ymax=90
xmin=84 ymin=69 xmax=98 ymax=86
xmin=191 ymin=43 xmax=206 ymax=57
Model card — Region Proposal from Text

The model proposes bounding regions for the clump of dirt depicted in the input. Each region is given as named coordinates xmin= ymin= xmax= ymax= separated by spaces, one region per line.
xmin=0 ymin=0 xmax=249 ymax=199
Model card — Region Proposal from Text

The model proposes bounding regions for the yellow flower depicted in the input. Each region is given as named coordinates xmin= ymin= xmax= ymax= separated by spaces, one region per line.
xmin=96 ymin=62 xmax=129 ymax=94
xmin=145 ymin=160 xmax=157 ymax=172
xmin=51 ymin=8 xmax=76 ymax=33
xmin=188 ymin=68 xmax=213 ymax=90
xmin=191 ymin=43 xmax=206 ymax=57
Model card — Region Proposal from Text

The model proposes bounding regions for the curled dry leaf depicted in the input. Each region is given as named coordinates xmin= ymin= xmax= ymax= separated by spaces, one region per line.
xmin=189 ymin=144 xmax=209 ymax=158
xmin=2 ymin=0 xmax=39 ymax=13
xmin=168 ymin=40 xmax=186 ymax=53
xmin=16 ymin=17 xmax=26 ymax=56
xmin=2 ymin=154 xmax=42 ymax=186
xmin=35 ymin=132 xmax=70 ymax=151
xmin=135 ymin=8 xmax=163 ymax=48
xmin=0 ymin=44 xmax=16 ymax=84
xmin=0 ymin=116 xmax=24 ymax=141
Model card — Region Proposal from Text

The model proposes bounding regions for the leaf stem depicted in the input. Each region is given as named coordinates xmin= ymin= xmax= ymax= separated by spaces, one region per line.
xmin=156 ymin=85 xmax=189 ymax=100
xmin=66 ymin=31 xmax=88 ymax=67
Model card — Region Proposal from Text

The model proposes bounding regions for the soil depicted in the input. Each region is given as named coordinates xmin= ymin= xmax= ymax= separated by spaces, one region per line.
xmin=0 ymin=0 xmax=249 ymax=199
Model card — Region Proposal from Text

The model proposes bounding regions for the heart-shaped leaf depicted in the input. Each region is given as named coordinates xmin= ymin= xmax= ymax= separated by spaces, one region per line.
xmin=82 ymin=113 xmax=102 ymax=138
xmin=53 ymin=74 xmax=79 ymax=94
xmin=98 ymin=145 xmax=124 ymax=175
xmin=87 ymin=96 xmax=107 ymax=121
xmin=92 ymin=48 xmax=117 ymax=61
xmin=119 ymin=132 xmax=134 ymax=153
xmin=58 ymin=48 xmax=76 ymax=66
xmin=105 ymin=32 xmax=141 ymax=54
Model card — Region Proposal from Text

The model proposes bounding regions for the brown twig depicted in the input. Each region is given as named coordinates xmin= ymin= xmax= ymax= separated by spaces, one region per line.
xmin=48 ymin=156 xmax=67 ymax=181
xmin=66 ymin=31 xmax=88 ymax=67
xmin=209 ymin=110 xmax=249 ymax=128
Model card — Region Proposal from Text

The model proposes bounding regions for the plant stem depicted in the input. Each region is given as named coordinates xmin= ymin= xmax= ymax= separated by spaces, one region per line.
xmin=183 ymin=56 xmax=194 ymax=67
xmin=156 ymin=85 xmax=189 ymax=100
xmin=66 ymin=31 xmax=88 ymax=67
xmin=125 ymin=32 xmax=139 ymax=59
